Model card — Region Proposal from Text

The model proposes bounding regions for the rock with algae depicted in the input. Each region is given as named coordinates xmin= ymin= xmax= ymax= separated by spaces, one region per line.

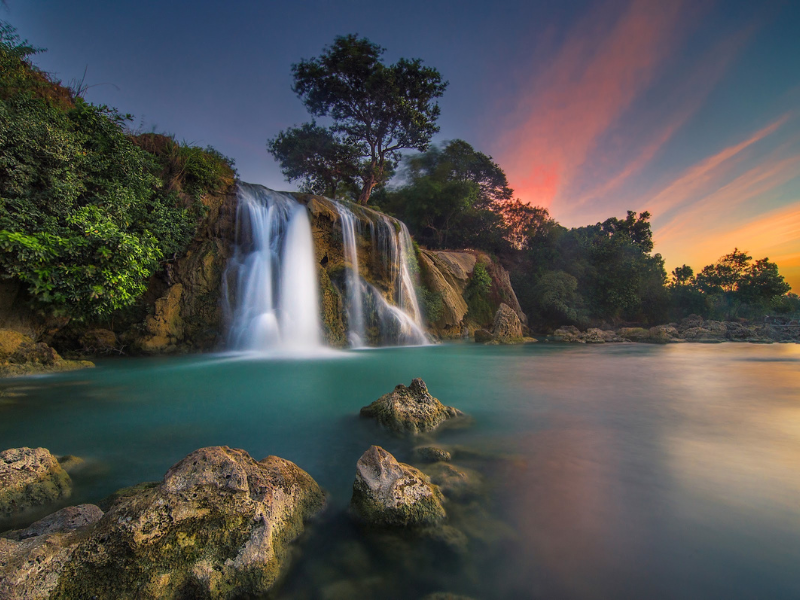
xmin=0 ymin=447 xmax=72 ymax=522
xmin=360 ymin=378 xmax=464 ymax=435
xmin=351 ymin=446 xmax=446 ymax=528
xmin=0 ymin=504 xmax=104 ymax=600
xmin=49 ymin=446 xmax=325 ymax=599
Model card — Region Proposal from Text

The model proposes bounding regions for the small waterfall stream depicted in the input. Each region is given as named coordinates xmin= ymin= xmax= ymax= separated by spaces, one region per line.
xmin=335 ymin=204 xmax=366 ymax=347
xmin=225 ymin=184 xmax=428 ymax=352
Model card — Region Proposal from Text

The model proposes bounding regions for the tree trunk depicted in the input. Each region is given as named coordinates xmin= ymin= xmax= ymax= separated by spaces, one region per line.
xmin=358 ymin=175 xmax=376 ymax=205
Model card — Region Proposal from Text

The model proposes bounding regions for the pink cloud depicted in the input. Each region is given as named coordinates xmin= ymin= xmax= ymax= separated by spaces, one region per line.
xmin=494 ymin=0 xmax=688 ymax=210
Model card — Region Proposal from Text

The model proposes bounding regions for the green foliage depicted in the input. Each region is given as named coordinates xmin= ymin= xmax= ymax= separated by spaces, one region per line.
xmin=417 ymin=285 xmax=444 ymax=324
xmin=675 ymin=249 xmax=791 ymax=319
xmin=375 ymin=139 xmax=535 ymax=252
xmin=464 ymin=262 xmax=494 ymax=323
xmin=0 ymin=26 xmax=233 ymax=320
xmin=267 ymin=122 xmax=360 ymax=198
xmin=280 ymin=34 xmax=447 ymax=204
xmin=531 ymin=271 xmax=579 ymax=324
xmin=512 ymin=211 xmax=669 ymax=328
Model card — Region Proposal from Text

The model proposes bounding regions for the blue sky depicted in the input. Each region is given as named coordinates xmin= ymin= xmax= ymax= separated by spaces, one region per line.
xmin=6 ymin=0 xmax=800 ymax=287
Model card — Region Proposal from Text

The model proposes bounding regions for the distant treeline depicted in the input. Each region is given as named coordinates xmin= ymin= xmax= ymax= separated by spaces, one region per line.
xmin=371 ymin=140 xmax=797 ymax=331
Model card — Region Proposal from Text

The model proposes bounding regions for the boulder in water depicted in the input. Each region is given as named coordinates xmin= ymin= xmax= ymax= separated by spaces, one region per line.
xmin=0 ymin=447 xmax=72 ymax=521
xmin=360 ymin=378 xmax=464 ymax=435
xmin=351 ymin=446 xmax=445 ymax=528
xmin=491 ymin=303 xmax=523 ymax=343
xmin=52 ymin=446 xmax=325 ymax=599
xmin=473 ymin=328 xmax=493 ymax=343
xmin=0 ymin=504 xmax=104 ymax=600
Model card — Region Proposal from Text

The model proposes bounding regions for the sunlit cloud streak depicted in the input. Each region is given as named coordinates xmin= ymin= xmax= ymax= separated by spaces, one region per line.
xmin=494 ymin=0 xmax=688 ymax=210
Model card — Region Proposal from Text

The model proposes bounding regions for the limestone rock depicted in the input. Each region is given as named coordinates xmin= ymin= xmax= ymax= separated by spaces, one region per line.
xmin=56 ymin=455 xmax=85 ymax=474
xmin=0 ymin=447 xmax=72 ymax=521
xmin=413 ymin=446 xmax=452 ymax=463
xmin=360 ymin=378 xmax=464 ymax=435
xmin=0 ymin=505 xmax=103 ymax=600
xmin=0 ymin=330 xmax=93 ymax=377
xmin=350 ymin=446 xmax=445 ymax=528
xmin=53 ymin=446 xmax=325 ymax=599
xmin=492 ymin=303 xmax=523 ymax=343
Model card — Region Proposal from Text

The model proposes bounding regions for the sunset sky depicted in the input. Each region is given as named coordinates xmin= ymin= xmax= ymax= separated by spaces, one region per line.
xmin=9 ymin=0 xmax=800 ymax=289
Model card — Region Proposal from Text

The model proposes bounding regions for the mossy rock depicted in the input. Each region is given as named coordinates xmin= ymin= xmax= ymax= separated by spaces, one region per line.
xmin=351 ymin=446 xmax=445 ymax=528
xmin=52 ymin=446 xmax=325 ymax=599
xmin=0 ymin=447 xmax=72 ymax=522
xmin=360 ymin=378 xmax=464 ymax=435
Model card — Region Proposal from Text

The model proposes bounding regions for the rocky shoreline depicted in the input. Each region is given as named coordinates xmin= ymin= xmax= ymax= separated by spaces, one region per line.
xmin=547 ymin=314 xmax=800 ymax=345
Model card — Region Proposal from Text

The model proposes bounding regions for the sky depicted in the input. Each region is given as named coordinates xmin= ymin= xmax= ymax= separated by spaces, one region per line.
xmin=6 ymin=0 xmax=800 ymax=290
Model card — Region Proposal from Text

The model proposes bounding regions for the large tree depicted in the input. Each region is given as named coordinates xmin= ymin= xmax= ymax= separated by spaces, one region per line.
xmin=286 ymin=34 xmax=447 ymax=205
xmin=267 ymin=122 xmax=360 ymax=198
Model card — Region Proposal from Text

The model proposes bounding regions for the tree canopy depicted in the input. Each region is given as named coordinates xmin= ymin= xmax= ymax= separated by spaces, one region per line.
xmin=270 ymin=34 xmax=447 ymax=204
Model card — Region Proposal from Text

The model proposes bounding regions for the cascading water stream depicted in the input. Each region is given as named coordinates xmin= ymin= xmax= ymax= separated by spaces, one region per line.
xmin=224 ymin=184 xmax=323 ymax=353
xmin=335 ymin=204 xmax=366 ymax=347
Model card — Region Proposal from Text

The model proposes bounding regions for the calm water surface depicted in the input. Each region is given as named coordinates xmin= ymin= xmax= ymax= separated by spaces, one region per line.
xmin=1 ymin=343 xmax=799 ymax=599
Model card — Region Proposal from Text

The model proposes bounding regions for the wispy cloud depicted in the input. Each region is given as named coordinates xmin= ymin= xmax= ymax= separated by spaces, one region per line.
xmin=494 ymin=0 xmax=688 ymax=210
xmin=645 ymin=115 xmax=791 ymax=221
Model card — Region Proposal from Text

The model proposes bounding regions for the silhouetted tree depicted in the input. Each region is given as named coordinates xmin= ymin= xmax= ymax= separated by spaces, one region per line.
xmin=287 ymin=34 xmax=447 ymax=204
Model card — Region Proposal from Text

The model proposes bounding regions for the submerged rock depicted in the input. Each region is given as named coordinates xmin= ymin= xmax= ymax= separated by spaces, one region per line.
xmin=473 ymin=328 xmax=493 ymax=344
xmin=360 ymin=378 xmax=464 ymax=435
xmin=351 ymin=446 xmax=445 ymax=528
xmin=0 ymin=504 xmax=104 ymax=600
xmin=413 ymin=446 xmax=452 ymax=463
xmin=0 ymin=447 xmax=72 ymax=521
xmin=52 ymin=446 xmax=325 ymax=599
xmin=422 ymin=462 xmax=482 ymax=501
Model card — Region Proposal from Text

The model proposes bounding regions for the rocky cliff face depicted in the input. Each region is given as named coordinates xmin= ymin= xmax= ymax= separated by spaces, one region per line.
xmin=418 ymin=249 xmax=526 ymax=339
xmin=0 ymin=186 xmax=527 ymax=358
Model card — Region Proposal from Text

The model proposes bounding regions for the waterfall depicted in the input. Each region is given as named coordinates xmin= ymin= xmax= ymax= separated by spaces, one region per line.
xmin=225 ymin=184 xmax=323 ymax=353
xmin=364 ymin=214 xmax=429 ymax=346
xmin=225 ymin=183 xmax=429 ymax=351
xmin=334 ymin=204 xmax=366 ymax=347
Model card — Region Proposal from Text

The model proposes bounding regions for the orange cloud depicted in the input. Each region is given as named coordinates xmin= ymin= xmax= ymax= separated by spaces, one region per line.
xmin=495 ymin=0 xmax=688 ymax=210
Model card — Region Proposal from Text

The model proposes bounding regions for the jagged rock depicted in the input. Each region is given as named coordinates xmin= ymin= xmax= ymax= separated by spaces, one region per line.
xmin=0 ymin=505 xmax=104 ymax=600
xmin=679 ymin=314 xmax=705 ymax=330
xmin=648 ymin=325 xmax=682 ymax=343
xmin=492 ymin=303 xmax=523 ymax=343
xmin=0 ymin=330 xmax=93 ymax=377
xmin=52 ymin=446 xmax=325 ymax=599
xmin=350 ymin=446 xmax=445 ymax=528
xmin=413 ymin=446 xmax=452 ymax=463
xmin=473 ymin=329 xmax=493 ymax=343
xmin=360 ymin=378 xmax=464 ymax=435
xmin=0 ymin=447 xmax=72 ymax=521
xmin=138 ymin=284 xmax=185 ymax=354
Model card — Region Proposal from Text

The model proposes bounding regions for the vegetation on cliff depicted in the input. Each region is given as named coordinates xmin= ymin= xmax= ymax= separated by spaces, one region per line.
xmin=0 ymin=23 xmax=234 ymax=322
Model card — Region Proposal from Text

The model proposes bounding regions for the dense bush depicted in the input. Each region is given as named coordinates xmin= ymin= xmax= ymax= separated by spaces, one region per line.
xmin=0 ymin=23 xmax=233 ymax=320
